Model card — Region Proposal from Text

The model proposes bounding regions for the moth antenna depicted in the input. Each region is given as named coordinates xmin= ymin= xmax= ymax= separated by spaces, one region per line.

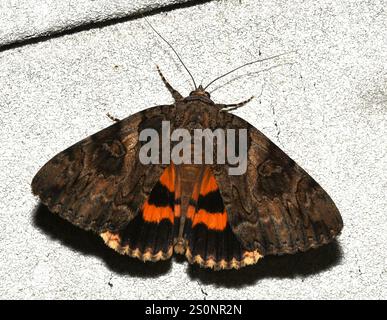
xmin=203 ymin=51 xmax=297 ymax=90
xmin=144 ymin=17 xmax=198 ymax=90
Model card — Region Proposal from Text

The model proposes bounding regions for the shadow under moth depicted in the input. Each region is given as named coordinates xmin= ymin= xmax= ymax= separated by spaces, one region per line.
xmin=32 ymin=27 xmax=343 ymax=270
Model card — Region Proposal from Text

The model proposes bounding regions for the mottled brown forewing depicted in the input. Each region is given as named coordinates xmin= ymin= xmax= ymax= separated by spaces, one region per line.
xmin=212 ymin=111 xmax=343 ymax=255
xmin=32 ymin=105 xmax=174 ymax=233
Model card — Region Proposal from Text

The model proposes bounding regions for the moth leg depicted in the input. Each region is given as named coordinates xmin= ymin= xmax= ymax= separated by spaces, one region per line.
xmin=220 ymin=96 xmax=254 ymax=112
xmin=106 ymin=112 xmax=120 ymax=123
xmin=156 ymin=65 xmax=183 ymax=101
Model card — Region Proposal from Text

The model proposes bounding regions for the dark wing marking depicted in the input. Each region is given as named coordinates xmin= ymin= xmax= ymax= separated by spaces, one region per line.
xmin=101 ymin=164 xmax=177 ymax=261
xmin=184 ymin=167 xmax=262 ymax=270
xmin=212 ymin=111 xmax=343 ymax=256
xmin=32 ymin=105 xmax=174 ymax=234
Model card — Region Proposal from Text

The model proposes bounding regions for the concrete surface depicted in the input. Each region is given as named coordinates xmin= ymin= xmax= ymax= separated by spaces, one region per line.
xmin=0 ymin=0 xmax=386 ymax=299
xmin=0 ymin=0 xmax=200 ymax=48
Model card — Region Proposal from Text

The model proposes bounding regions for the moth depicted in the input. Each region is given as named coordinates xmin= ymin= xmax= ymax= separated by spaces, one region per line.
xmin=32 ymin=28 xmax=343 ymax=271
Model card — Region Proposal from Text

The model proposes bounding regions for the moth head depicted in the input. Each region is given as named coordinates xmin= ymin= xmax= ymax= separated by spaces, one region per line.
xmin=189 ymin=85 xmax=211 ymax=99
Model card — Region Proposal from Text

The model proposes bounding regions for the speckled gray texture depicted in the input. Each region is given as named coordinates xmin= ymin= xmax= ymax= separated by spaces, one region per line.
xmin=0 ymin=0 xmax=201 ymax=48
xmin=0 ymin=0 xmax=386 ymax=299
